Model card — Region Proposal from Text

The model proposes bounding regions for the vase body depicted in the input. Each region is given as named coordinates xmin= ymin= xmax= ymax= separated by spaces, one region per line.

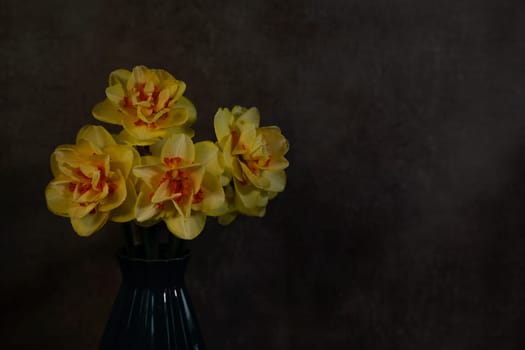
xmin=99 ymin=252 xmax=206 ymax=350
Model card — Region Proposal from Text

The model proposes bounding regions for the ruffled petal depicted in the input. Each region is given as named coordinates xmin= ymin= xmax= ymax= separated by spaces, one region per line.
xmin=156 ymin=88 xmax=171 ymax=112
xmin=129 ymin=65 xmax=153 ymax=88
xmin=240 ymin=162 xmax=270 ymax=189
xmin=233 ymin=126 xmax=256 ymax=155
xmin=236 ymin=107 xmax=260 ymax=129
xmin=154 ymin=69 xmax=178 ymax=88
xmin=262 ymin=155 xmax=289 ymax=171
xmin=258 ymin=126 xmax=289 ymax=155
xmin=219 ymin=135 xmax=234 ymax=170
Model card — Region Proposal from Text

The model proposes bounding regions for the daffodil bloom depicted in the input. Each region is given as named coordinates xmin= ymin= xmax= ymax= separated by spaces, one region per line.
xmin=214 ymin=106 xmax=289 ymax=217
xmin=45 ymin=125 xmax=138 ymax=236
xmin=92 ymin=66 xmax=196 ymax=145
xmin=133 ymin=134 xmax=225 ymax=239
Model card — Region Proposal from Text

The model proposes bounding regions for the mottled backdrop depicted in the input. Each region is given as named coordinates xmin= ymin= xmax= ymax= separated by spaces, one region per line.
xmin=2 ymin=0 xmax=525 ymax=349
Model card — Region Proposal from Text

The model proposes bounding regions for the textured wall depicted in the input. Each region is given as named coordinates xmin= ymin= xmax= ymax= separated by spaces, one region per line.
xmin=2 ymin=0 xmax=525 ymax=349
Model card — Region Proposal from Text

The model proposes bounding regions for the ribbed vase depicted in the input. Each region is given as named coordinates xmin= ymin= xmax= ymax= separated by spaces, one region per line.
xmin=99 ymin=252 xmax=206 ymax=350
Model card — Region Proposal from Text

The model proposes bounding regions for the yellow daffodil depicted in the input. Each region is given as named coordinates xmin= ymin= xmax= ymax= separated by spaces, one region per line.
xmin=214 ymin=106 xmax=289 ymax=218
xmin=45 ymin=125 xmax=138 ymax=236
xmin=133 ymin=133 xmax=225 ymax=239
xmin=92 ymin=66 xmax=196 ymax=145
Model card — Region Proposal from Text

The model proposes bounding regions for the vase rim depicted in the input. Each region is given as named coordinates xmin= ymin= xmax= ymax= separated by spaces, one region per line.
xmin=117 ymin=247 xmax=191 ymax=263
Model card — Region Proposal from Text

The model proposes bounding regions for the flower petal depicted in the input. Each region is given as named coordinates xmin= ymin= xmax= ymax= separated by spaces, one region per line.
xmin=198 ymin=172 xmax=225 ymax=213
xmin=70 ymin=211 xmax=109 ymax=237
xmin=194 ymin=141 xmax=223 ymax=176
xmin=99 ymin=170 xmax=126 ymax=212
xmin=45 ymin=182 xmax=71 ymax=217
xmin=164 ymin=106 xmax=189 ymax=127
xmin=261 ymin=170 xmax=286 ymax=192
xmin=240 ymin=162 xmax=270 ymax=189
xmin=108 ymin=69 xmax=131 ymax=87
xmin=155 ymin=69 xmax=178 ymax=87
xmin=233 ymin=126 xmax=256 ymax=155
xmin=185 ymin=165 xmax=205 ymax=194
xmin=76 ymin=125 xmax=117 ymax=149
xmin=258 ymin=126 xmax=289 ymax=155
xmin=234 ymin=178 xmax=269 ymax=209
xmin=161 ymin=134 xmax=195 ymax=164
xmin=105 ymin=84 xmax=126 ymax=105
xmin=122 ymin=116 xmax=165 ymax=145
xmin=68 ymin=202 xmax=98 ymax=218
xmin=151 ymin=179 xmax=174 ymax=203
xmin=156 ymin=88 xmax=171 ymax=112
xmin=133 ymin=164 xmax=167 ymax=187
xmin=172 ymin=96 xmax=196 ymax=125
xmin=50 ymin=153 xmax=61 ymax=178
xmin=235 ymin=107 xmax=260 ymax=129
xmin=110 ymin=178 xmax=137 ymax=222
xmin=116 ymin=129 xmax=155 ymax=146
xmin=105 ymin=144 xmax=134 ymax=178
xmin=234 ymin=193 xmax=266 ymax=217
xmin=165 ymin=212 xmax=206 ymax=240
xmin=92 ymin=99 xmax=124 ymax=125
xmin=218 ymin=212 xmax=237 ymax=225
xmin=214 ymin=108 xmax=233 ymax=142
xmin=135 ymin=191 xmax=160 ymax=222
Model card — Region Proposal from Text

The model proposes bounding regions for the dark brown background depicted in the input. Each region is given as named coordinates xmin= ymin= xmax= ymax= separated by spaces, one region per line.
xmin=2 ymin=0 xmax=525 ymax=349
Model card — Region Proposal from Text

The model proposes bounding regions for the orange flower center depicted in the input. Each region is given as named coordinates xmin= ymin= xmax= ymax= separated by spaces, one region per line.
xmin=148 ymin=158 xmax=205 ymax=208
xmin=124 ymin=82 xmax=173 ymax=129
xmin=68 ymin=166 xmax=116 ymax=214
xmin=230 ymin=130 xmax=272 ymax=179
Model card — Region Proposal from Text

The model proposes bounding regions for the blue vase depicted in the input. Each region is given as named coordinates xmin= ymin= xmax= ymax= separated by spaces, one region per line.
xmin=99 ymin=251 xmax=206 ymax=350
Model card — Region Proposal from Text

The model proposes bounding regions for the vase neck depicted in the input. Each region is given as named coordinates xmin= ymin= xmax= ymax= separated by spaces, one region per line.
xmin=118 ymin=254 xmax=190 ymax=288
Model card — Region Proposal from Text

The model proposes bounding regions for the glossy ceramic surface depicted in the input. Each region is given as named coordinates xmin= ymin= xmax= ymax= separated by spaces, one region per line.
xmin=99 ymin=251 xmax=205 ymax=350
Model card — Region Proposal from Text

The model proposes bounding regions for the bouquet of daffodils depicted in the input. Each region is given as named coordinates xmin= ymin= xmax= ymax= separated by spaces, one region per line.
xmin=45 ymin=66 xmax=289 ymax=257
